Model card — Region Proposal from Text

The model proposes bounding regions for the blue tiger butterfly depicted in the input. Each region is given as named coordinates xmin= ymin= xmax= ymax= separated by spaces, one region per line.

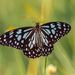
xmin=0 ymin=22 xmax=71 ymax=58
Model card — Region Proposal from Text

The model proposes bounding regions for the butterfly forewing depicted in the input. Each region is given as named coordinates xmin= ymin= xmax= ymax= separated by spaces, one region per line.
xmin=41 ymin=22 xmax=71 ymax=44
xmin=0 ymin=27 xmax=33 ymax=50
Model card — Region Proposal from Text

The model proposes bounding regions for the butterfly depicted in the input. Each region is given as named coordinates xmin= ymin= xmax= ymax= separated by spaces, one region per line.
xmin=0 ymin=22 xmax=71 ymax=58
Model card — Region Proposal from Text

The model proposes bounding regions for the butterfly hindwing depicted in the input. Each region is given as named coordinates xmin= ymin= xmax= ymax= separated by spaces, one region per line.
xmin=23 ymin=32 xmax=42 ymax=58
xmin=41 ymin=22 xmax=71 ymax=44
xmin=41 ymin=31 xmax=53 ymax=56
xmin=23 ymin=31 xmax=54 ymax=58
xmin=0 ymin=27 xmax=33 ymax=50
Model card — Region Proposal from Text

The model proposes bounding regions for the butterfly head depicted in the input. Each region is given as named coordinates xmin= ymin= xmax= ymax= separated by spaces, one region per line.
xmin=36 ymin=22 xmax=40 ymax=29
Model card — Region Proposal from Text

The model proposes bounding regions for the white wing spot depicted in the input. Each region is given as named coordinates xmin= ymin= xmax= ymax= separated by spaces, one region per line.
xmin=56 ymin=34 xmax=58 ymax=36
xmin=17 ymin=43 xmax=19 ymax=45
xmin=60 ymin=31 xmax=62 ymax=33
xmin=54 ymin=28 xmax=56 ymax=30
xmin=48 ymin=49 xmax=50 ymax=51
xmin=55 ymin=36 xmax=57 ymax=38
xmin=26 ymin=48 xmax=28 ymax=51
xmin=33 ymin=51 xmax=35 ymax=54
xmin=4 ymin=39 xmax=6 ymax=41
xmin=21 ymin=45 xmax=23 ymax=47
xmin=49 ymin=44 xmax=52 ymax=47
xmin=64 ymin=28 xmax=66 ymax=30
xmin=21 ymin=40 xmax=24 ymax=43
xmin=67 ymin=28 xmax=69 ymax=30
xmin=15 ymin=35 xmax=18 ymax=37
xmin=34 ymin=56 xmax=35 ymax=58
xmin=9 ymin=40 xmax=12 ymax=43
xmin=50 ymin=35 xmax=53 ymax=38
xmin=28 ymin=52 xmax=31 ymax=55
xmin=25 ymin=52 xmax=26 ymax=54
xmin=15 ymin=41 xmax=17 ymax=44
xmin=4 ymin=34 xmax=6 ymax=38
xmin=63 ymin=23 xmax=66 ymax=27
xmin=45 ymin=49 xmax=47 ymax=52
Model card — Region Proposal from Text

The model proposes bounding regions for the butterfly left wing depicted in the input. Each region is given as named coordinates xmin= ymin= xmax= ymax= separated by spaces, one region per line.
xmin=0 ymin=27 xmax=33 ymax=50
xmin=41 ymin=22 xmax=71 ymax=44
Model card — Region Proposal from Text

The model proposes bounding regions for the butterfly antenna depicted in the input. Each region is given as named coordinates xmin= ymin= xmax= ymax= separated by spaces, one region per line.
xmin=39 ymin=21 xmax=44 ymax=24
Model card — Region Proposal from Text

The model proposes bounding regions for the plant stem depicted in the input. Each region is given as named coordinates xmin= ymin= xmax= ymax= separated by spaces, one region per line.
xmin=44 ymin=56 xmax=47 ymax=75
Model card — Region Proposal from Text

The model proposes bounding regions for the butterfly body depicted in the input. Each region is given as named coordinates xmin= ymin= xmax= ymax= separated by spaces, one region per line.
xmin=0 ymin=22 xmax=71 ymax=58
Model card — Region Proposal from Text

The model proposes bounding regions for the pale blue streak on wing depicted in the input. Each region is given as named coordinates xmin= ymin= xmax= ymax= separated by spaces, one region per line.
xmin=43 ymin=29 xmax=49 ymax=35
xmin=23 ymin=33 xmax=28 ymax=39
xmin=9 ymin=31 xmax=14 ymax=35
xmin=32 ymin=33 xmax=35 ymax=44
xmin=4 ymin=34 xmax=6 ymax=38
xmin=23 ymin=28 xmax=32 ymax=32
xmin=28 ymin=41 xmax=31 ymax=47
xmin=57 ymin=22 xmax=61 ymax=26
xmin=50 ymin=23 xmax=55 ymax=28
xmin=25 ymin=31 xmax=32 ymax=39
xmin=17 ymin=35 xmax=22 ymax=41
xmin=46 ymin=29 xmax=51 ymax=34
xmin=42 ymin=26 xmax=49 ymax=28
xmin=41 ymin=31 xmax=48 ymax=46
xmin=63 ymin=23 xmax=66 ymax=27
xmin=9 ymin=35 xmax=13 ymax=38
xmin=51 ymin=29 xmax=55 ymax=34
xmin=45 ymin=39 xmax=48 ymax=44
xmin=17 ymin=29 xmax=22 ymax=34
xmin=41 ymin=31 xmax=45 ymax=38
xmin=58 ymin=26 xmax=61 ymax=29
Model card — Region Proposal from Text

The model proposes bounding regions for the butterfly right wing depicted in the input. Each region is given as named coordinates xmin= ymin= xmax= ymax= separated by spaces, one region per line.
xmin=0 ymin=27 xmax=33 ymax=50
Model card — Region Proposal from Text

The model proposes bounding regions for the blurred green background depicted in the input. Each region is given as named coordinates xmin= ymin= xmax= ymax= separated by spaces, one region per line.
xmin=0 ymin=0 xmax=75 ymax=75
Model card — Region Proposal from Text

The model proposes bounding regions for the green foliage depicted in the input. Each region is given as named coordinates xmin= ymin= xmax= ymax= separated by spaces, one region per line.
xmin=0 ymin=0 xmax=75 ymax=75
